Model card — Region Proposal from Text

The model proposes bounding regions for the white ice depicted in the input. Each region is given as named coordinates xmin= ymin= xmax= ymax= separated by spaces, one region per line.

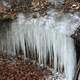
xmin=0 ymin=9 xmax=80 ymax=80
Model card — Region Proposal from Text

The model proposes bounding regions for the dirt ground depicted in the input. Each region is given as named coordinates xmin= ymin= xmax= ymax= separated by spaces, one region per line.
xmin=0 ymin=54 xmax=52 ymax=80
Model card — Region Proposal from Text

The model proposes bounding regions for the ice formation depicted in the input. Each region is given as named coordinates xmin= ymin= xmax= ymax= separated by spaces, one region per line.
xmin=0 ymin=9 xmax=80 ymax=80
xmin=48 ymin=0 xmax=64 ymax=5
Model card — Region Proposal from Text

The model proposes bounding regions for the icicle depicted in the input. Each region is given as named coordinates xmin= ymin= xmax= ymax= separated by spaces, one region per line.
xmin=0 ymin=9 xmax=80 ymax=80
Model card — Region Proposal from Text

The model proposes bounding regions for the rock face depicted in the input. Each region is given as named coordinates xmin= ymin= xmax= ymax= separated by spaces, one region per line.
xmin=31 ymin=0 xmax=48 ymax=11
xmin=0 ymin=4 xmax=7 ymax=14
xmin=71 ymin=27 xmax=80 ymax=62
xmin=0 ymin=0 xmax=80 ymax=19
xmin=57 ymin=0 xmax=80 ymax=13
xmin=0 ymin=4 xmax=16 ymax=20
xmin=64 ymin=0 xmax=80 ymax=10
xmin=75 ymin=0 xmax=80 ymax=3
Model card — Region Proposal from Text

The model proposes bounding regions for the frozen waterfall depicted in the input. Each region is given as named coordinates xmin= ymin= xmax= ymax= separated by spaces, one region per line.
xmin=0 ymin=9 xmax=80 ymax=80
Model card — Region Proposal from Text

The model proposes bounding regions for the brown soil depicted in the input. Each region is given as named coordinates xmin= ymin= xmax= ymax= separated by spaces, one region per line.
xmin=0 ymin=54 xmax=51 ymax=80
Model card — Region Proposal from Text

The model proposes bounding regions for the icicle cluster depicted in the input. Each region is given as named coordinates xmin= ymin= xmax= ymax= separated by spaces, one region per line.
xmin=0 ymin=9 xmax=80 ymax=80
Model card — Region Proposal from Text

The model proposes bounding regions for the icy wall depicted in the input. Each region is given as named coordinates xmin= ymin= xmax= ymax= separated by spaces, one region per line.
xmin=0 ymin=9 xmax=80 ymax=80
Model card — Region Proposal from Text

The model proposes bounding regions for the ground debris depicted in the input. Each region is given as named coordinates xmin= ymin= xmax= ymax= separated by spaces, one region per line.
xmin=0 ymin=54 xmax=50 ymax=80
xmin=0 ymin=54 xmax=66 ymax=80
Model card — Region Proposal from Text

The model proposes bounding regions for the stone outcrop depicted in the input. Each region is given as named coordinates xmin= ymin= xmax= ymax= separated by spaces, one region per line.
xmin=0 ymin=4 xmax=7 ymax=14
xmin=64 ymin=0 xmax=80 ymax=12
xmin=0 ymin=0 xmax=80 ymax=20
xmin=31 ymin=0 xmax=48 ymax=11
